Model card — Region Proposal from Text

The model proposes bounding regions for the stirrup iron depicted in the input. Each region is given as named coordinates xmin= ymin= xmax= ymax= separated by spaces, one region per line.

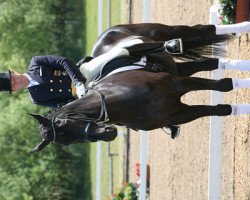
xmin=164 ymin=38 xmax=183 ymax=55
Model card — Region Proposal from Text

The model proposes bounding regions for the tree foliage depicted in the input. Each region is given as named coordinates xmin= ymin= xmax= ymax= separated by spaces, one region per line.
xmin=0 ymin=0 xmax=91 ymax=199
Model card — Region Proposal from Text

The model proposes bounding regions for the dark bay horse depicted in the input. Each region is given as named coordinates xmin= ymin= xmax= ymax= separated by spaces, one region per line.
xmin=30 ymin=22 xmax=250 ymax=153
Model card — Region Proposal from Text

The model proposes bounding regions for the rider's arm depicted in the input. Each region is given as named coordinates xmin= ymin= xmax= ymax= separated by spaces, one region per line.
xmin=29 ymin=55 xmax=86 ymax=85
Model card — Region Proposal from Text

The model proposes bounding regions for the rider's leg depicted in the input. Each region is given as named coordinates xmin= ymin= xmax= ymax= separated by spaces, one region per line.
xmin=215 ymin=21 xmax=250 ymax=34
xmin=125 ymin=42 xmax=164 ymax=57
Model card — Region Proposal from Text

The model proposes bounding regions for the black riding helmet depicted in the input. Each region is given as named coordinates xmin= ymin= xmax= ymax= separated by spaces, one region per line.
xmin=0 ymin=70 xmax=12 ymax=93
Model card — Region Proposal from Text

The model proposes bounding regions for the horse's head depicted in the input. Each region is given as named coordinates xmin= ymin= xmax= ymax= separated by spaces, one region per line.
xmin=29 ymin=113 xmax=117 ymax=154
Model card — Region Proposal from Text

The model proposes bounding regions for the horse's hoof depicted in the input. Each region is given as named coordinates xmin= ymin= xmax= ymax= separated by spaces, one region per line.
xmin=170 ymin=125 xmax=180 ymax=139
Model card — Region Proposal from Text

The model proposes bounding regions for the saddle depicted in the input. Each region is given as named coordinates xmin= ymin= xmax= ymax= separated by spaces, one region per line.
xmin=86 ymin=56 xmax=166 ymax=88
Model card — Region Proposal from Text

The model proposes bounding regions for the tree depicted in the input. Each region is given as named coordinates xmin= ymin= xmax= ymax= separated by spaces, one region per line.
xmin=0 ymin=0 xmax=90 ymax=198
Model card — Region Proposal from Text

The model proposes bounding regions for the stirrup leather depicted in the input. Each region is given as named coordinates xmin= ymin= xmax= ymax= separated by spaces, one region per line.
xmin=164 ymin=38 xmax=183 ymax=55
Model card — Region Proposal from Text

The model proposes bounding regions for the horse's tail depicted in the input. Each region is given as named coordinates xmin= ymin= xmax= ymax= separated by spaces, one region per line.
xmin=177 ymin=34 xmax=232 ymax=60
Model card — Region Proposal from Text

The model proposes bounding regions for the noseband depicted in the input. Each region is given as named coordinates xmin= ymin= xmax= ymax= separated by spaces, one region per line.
xmin=50 ymin=88 xmax=110 ymax=143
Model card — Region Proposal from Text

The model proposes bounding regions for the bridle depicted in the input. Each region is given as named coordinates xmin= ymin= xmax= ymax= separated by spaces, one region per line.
xmin=92 ymin=88 xmax=109 ymax=122
xmin=50 ymin=88 xmax=109 ymax=143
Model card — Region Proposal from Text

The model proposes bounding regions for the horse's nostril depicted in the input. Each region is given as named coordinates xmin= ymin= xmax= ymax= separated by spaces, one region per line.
xmin=105 ymin=127 xmax=115 ymax=132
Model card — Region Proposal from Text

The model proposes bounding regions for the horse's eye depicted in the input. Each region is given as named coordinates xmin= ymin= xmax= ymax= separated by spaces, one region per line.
xmin=44 ymin=132 xmax=54 ymax=140
xmin=54 ymin=119 xmax=66 ymax=127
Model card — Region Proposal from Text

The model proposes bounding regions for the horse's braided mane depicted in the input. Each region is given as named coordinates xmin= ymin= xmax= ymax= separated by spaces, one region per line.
xmin=45 ymin=107 xmax=60 ymax=119
xmin=45 ymin=107 xmax=97 ymax=123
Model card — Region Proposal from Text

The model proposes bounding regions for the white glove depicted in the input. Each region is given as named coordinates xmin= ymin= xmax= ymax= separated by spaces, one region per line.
xmin=75 ymin=82 xmax=86 ymax=98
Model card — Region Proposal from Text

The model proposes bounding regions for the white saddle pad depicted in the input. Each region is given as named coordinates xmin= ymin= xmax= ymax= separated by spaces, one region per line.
xmin=88 ymin=56 xmax=146 ymax=88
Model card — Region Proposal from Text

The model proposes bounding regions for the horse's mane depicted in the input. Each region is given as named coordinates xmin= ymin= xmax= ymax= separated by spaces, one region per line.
xmin=45 ymin=107 xmax=61 ymax=119
xmin=45 ymin=106 xmax=97 ymax=124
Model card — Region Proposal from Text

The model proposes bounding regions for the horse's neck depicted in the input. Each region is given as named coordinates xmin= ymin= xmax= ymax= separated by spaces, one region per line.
xmin=62 ymin=93 xmax=101 ymax=119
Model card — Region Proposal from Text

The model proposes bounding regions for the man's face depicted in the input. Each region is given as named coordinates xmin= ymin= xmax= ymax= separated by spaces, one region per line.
xmin=10 ymin=71 xmax=29 ymax=92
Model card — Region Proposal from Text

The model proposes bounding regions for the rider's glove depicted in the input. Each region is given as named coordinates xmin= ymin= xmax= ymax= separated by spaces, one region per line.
xmin=75 ymin=82 xmax=86 ymax=98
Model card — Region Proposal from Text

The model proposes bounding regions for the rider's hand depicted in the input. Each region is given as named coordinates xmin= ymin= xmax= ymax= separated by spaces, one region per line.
xmin=75 ymin=82 xmax=86 ymax=98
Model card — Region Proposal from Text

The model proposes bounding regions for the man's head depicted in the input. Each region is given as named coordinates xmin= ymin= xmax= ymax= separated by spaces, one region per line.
xmin=0 ymin=71 xmax=29 ymax=93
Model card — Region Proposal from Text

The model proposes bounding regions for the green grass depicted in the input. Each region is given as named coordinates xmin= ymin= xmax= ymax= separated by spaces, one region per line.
xmin=84 ymin=0 xmax=129 ymax=54
xmin=84 ymin=0 xmax=129 ymax=199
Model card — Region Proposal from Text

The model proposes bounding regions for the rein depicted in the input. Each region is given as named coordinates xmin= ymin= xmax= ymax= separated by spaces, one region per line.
xmin=91 ymin=88 xmax=109 ymax=123
xmin=50 ymin=88 xmax=109 ymax=142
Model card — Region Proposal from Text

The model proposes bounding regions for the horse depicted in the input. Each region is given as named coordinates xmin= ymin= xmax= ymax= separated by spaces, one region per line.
xmin=29 ymin=22 xmax=250 ymax=153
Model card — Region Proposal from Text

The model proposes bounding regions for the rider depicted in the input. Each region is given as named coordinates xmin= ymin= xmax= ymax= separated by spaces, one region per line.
xmin=0 ymin=56 xmax=87 ymax=108
xmin=0 ymin=40 xmax=175 ymax=108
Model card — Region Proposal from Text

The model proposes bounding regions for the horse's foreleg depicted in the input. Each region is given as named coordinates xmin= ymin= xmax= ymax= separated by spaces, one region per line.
xmin=176 ymin=58 xmax=250 ymax=76
xmin=173 ymin=77 xmax=233 ymax=94
xmin=170 ymin=104 xmax=232 ymax=125
xmin=177 ymin=58 xmax=250 ymax=77
xmin=176 ymin=58 xmax=218 ymax=76
xmin=175 ymin=77 xmax=250 ymax=94
xmin=216 ymin=21 xmax=250 ymax=34
xmin=171 ymin=103 xmax=250 ymax=125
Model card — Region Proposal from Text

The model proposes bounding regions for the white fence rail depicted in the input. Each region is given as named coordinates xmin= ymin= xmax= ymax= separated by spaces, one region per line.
xmin=96 ymin=1 xmax=103 ymax=200
xmin=138 ymin=1 xmax=151 ymax=200
xmin=208 ymin=2 xmax=224 ymax=199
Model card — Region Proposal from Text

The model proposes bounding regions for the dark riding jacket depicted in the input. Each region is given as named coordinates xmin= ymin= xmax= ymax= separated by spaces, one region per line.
xmin=26 ymin=55 xmax=86 ymax=108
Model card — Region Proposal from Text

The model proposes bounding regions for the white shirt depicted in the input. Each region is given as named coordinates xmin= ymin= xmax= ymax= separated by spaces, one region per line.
xmin=24 ymin=73 xmax=39 ymax=88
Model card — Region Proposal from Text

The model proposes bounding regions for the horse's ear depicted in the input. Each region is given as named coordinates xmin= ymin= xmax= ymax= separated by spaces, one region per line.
xmin=29 ymin=139 xmax=50 ymax=155
xmin=28 ymin=113 xmax=50 ymax=126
